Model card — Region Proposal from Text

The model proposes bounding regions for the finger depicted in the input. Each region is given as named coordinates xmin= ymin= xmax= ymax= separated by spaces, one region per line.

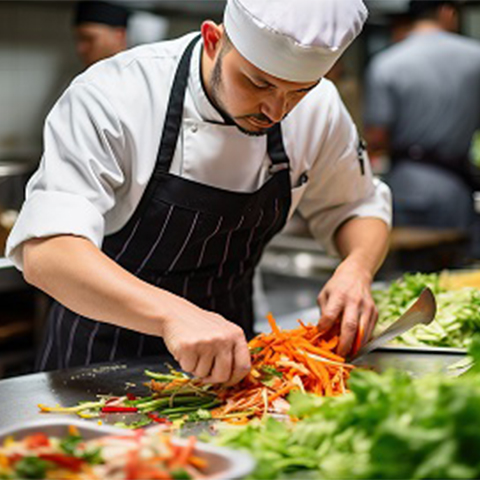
xmin=317 ymin=293 xmax=344 ymax=334
xmin=202 ymin=348 xmax=233 ymax=384
xmin=193 ymin=349 xmax=215 ymax=379
xmin=317 ymin=289 xmax=329 ymax=313
xmin=226 ymin=339 xmax=251 ymax=386
xmin=337 ymin=303 xmax=360 ymax=358
xmin=178 ymin=352 xmax=199 ymax=375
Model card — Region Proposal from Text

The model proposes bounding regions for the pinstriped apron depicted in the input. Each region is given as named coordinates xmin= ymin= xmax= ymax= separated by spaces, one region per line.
xmin=36 ymin=36 xmax=292 ymax=371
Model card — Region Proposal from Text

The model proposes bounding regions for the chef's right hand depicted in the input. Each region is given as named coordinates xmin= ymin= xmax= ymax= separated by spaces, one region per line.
xmin=160 ymin=299 xmax=251 ymax=386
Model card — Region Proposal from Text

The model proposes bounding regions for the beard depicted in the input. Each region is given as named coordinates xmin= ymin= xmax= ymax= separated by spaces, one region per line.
xmin=209 ymin=55 xmax=271 ymax=137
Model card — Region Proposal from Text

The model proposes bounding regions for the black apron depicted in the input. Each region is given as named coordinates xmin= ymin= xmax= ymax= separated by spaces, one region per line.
xmin=36 ymin=36 xmax=292 ymax=371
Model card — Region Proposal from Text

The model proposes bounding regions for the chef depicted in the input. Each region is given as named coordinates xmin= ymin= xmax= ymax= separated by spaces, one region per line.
xmin=7 ymin=0 xmax=391 ymax=384
xmin=73 ymin=1 xmax=130 ymax=68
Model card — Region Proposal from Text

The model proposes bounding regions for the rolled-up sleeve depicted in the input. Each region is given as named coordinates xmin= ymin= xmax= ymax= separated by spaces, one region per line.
xmin=6 ymin=81 xmax=126 ymax=270
xmin=298 ymin=86 xmax=392 ymax=256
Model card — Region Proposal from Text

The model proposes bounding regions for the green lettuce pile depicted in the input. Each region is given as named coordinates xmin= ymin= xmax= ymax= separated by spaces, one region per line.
xmin=211 ymin=338 xmax=480 ymax=479
xmin=373 ymin=273 xmax=480 ymax=348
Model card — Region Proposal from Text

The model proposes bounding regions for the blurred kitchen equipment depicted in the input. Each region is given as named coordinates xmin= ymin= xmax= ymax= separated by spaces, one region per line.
xmin=0 ymin=158 xmax=36 ymax=257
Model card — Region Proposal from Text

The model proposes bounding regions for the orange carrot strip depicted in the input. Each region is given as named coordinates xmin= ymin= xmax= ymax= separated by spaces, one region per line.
xmin=188 ymin=456 xmax=208 ymax=470
xmin=268 ymin=383 xmax=297 ymax=403
xmin=352 ymin=324 xmax=365 ymax=357
xmin=174 ymin=436 xmax=196 ymax=467
xmin=299 ymin=342 xmax=345 ymax=362
xmin=226 ymin=416 xmax=250 ymax=425
xmin=267 ymin=312 xmax=282 ymax=336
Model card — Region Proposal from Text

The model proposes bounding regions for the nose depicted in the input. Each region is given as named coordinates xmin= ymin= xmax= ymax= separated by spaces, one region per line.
xmin=261 ymin=93 xmax=288 ymax=123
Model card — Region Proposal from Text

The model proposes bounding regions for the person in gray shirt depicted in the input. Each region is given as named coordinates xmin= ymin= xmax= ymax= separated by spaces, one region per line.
xmin=364 ymin=0 xmax=480 ymax=235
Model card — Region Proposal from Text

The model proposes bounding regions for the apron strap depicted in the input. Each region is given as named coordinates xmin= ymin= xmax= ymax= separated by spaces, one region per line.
xmin=154 ymin=35 xmax=201 ymax=176
xmin=267 ymin=123 xmax=290 ymax=173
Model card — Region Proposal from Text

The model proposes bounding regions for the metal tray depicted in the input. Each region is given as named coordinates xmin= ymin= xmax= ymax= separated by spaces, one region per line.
xmin=357 ymin=347 xmax=468 ymax=378
xmin=0 ymin=418 xmax=255 ymax=480
xmin=374 ymin=344 xmax=466 ymax=355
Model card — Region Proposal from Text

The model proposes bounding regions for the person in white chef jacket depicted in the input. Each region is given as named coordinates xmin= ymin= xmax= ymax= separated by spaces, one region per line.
xmin=7 ymin=0 xmax=392 ymax=384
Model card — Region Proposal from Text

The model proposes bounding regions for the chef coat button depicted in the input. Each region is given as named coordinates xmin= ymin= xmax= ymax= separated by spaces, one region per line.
xmin=191 ymin=124 xmax=198 ymax=133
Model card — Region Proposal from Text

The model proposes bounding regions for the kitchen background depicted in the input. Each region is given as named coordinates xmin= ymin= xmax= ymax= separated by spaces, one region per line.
xmin=1 ymin=0 xmax=480 ymax=378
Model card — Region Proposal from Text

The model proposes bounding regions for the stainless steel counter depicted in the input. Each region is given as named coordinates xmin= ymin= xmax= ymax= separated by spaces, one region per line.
xmin=0 ymin=349 xmax=466 ymax=430
xmin=0 ymin=356 xmax=176 ymax=429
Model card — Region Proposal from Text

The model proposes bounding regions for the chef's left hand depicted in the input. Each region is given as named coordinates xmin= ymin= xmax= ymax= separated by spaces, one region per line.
xmin=317 ymin=257 xmax=378 ymax=358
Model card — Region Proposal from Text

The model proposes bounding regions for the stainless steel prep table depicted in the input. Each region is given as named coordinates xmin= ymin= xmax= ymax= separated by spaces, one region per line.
xmin=0 ymin=348 xmax=467 ymax=430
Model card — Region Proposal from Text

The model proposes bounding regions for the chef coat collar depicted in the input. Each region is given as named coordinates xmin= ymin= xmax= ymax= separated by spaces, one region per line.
xmin=189 ymin=38 xmax=232 ymax=125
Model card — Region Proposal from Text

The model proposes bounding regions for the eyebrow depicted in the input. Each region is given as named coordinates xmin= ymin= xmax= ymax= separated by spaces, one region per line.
xmin=250 ymin=73 xmax=320 ymax=93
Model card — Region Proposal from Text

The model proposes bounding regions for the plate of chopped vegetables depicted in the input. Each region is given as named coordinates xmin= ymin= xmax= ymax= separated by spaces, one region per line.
xmin=0 ymin=418 xmax=255 ymax=479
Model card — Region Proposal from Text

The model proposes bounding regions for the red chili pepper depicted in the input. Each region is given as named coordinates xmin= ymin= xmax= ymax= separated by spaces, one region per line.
xmin=101 ymin=406 xmax=138 ymax=413
xmin=126 ymin=393 xmax=137 ymax=401
xmin=147 ymin=413 xmax=172 ymax=424
xmin=39 ymin=454 xmax=85 ymax=472
xmin=25 ymin=433 xmax=50 ymax=449
xmin=8 ymin=454 xmax=23 ymax=466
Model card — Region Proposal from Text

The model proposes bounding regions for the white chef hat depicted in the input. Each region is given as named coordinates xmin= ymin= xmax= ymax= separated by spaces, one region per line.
xmin=223 ymin=0 xmax=368 ymax=83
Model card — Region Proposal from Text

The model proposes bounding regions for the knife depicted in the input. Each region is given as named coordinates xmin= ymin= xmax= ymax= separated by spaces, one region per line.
xmin=350 ymin=287 xmax=437 ymax=363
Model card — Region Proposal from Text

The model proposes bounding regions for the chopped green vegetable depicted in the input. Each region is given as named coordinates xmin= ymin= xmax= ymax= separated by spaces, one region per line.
xmin=373 ymin=273 xmax=480 ymax=348
xmin=171 ymin=468 xmax=193 ymax=479
xmin=59 ymin=433 xmax=103 ymax=464
xmin=212 ymin=336 xmax=480 ymax=479
xmin=14 ymin=457 xmax=51 ymax=479
xmin=186 ymin=408 xmax=213 ymax=422
xmin=144 ymin=370 xmax=188 ymax=382
xmin=59 ymin=434 xmax=82 ymax=456
xmin=113 ymin=415 xmax=153 ymax=429
xmin=250 ymin=347 xmax=264 ymax=355
xmin=81 ymin=447 xmax=103 ymax=465
xmin=261 ymin=366 xmax=283 ymax=378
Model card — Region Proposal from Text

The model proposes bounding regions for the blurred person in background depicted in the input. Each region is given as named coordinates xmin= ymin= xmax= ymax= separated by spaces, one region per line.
xmin=387 ymin=11 xmax=413 ymax=44
xmin=364 ymin=0 xmax=480 ymax=241
xmin=325 ymin=60 xmax=363 ymax=132
xmin=74 ymin=1 xmax=130 ymax=68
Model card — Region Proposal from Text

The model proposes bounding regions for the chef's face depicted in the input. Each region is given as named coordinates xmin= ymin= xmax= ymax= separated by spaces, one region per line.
xmin=204 ymin=25 xmax=320 ymax=136
xmin=75 ymin=23 xmax=127 ymax=68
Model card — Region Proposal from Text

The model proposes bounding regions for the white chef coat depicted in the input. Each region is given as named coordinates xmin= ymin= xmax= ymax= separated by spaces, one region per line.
xmin=6 ymin=33 xmax=391 ymax=269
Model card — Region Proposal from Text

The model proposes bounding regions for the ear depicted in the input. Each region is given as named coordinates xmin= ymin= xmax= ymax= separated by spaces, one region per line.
xmin=201 ymin=21 xmax=223 ymax=60
xmin=113 ymin=27 xmax=128 ymax=46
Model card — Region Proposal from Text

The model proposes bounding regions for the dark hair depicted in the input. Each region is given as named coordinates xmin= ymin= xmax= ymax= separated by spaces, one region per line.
xmin=74 ymin=1 xmax=130 ymax=28
xmin=408 ymin=0 xmax=458 ymax=20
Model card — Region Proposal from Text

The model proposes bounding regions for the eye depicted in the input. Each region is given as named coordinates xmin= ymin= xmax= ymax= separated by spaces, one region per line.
xmin=248 ymin=77 xmax=270 ymax=90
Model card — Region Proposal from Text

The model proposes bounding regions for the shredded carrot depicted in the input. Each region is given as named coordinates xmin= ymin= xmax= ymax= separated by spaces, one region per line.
xmin=268 ymin=383 xmax=298 ymax=403
xmin=352 ymin=324 xmax=365 ymax=357
xmin=196 ymin=313 xmax=354 ymax=422
xmin=225 ymin=416 xmax=251 ymax=425
xmin=66 ymin=313 xmax=356 ymax=427
xmin=170 ymin=436 xmax=196 ymax=469
xmin=188 ymin=455 xmax=208 ymax=469
xmin=266 ymin=312 xmax=283 ymax=336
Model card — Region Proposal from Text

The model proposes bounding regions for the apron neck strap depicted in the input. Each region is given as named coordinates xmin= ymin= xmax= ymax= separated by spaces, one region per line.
xmin=156 ymin=35 xmax=201 ymax=172
xmin=155 ymin=34 xmax=290 ymax=175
